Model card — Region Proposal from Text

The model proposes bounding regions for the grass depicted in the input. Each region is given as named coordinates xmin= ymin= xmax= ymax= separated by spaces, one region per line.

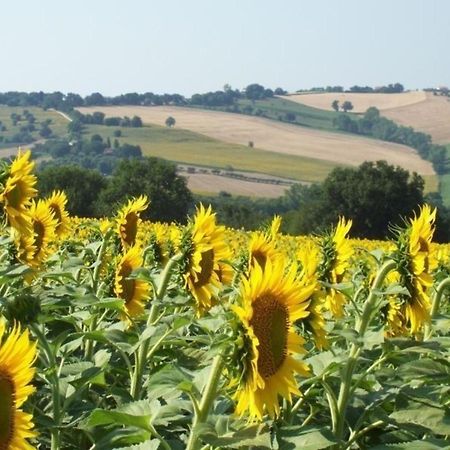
xmin=84 ymin=123 xmax=341 ymax=182
xmin=0 ymin=106 xmax=68 ymax=148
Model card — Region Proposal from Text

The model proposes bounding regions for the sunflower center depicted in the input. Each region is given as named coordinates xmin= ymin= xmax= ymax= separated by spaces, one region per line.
xmin=194 ymin=248 xmax=215 ymax=287
xmin=123 ymin=213 xmax=138 ymax=246
xmin=250 ymin=295 xmax=289 ymax=379
xmin=0 ymin=372 xmax=15 ymax=450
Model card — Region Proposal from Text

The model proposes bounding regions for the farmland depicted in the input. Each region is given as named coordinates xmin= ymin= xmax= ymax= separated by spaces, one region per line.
xmin=284 ymin=90 xmax=427 ymax=113
xmin=284 ymin=91 xmax=450 ymax=145
xmin=78 ymin=106 xmax=435 ymax=177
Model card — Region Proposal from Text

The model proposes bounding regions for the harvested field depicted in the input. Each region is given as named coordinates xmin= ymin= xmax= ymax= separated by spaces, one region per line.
xmin=284 ymin=91 xmax=427 ymax=113
xmin=383 ymin=93 xmax=450 ymax=144
xmin=78 ymin=106 xmax=435 ymax=176
xmin=183 ymin=172 xmax=289 ymax=198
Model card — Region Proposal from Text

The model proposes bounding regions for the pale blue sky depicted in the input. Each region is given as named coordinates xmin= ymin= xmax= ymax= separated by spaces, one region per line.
xmin=2 ymin=0 xmax=449 ymax=96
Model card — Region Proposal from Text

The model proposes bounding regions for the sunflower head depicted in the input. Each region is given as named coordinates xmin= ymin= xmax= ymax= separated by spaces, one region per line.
xmin=318 ymin=217 xmax=353 ymax=317
xmin=248 ymin=231 xmax=281 ymax=272
xmin=0 ymin=321 xmax=37 ymax=449
xmin=389 ymin=205 xmax=437 ymax=335
xmin=297 ymin=241 xmax=328 ymax=349
xmin=45 ymin=190 xmax=70 ymax=237
xmin=180 ymin=204 xmax=230 ymax=316
xmin=116 ymin=195 xmax=149 ymax=248
xmin=114 ymin=245 xmax=151 ymax=321
xmin=0 ymin=150 xmax=37 ymax=234
xmin=26 ymin=199 xmax=58 ymax=268
xmin=231 ymin=259 xmax=312 ymax=419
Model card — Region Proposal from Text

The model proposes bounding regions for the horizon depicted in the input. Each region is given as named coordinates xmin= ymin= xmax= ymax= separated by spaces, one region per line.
xmin=2 ymin=0 xmax=449 ymax=96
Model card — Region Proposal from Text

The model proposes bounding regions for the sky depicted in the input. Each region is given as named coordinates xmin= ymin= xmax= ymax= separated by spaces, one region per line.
xmin=2 ymin=0 xmax=449 ymax=97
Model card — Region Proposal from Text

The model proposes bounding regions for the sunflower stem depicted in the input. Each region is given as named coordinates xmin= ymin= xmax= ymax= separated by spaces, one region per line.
xmin=85 ymin=230 xmax=113 ymax=360
xmin=186 ymin=353 xmax=225 ymax=450
xmin=334 ymin=259 xmax=396 ymax=443
xmin=130 ymin=253 xmax=182 ymax=399
xmin=31 ymin=323 xmax=61 ymax=450
xmin=424 ymin=277 xmax=450 ymax=340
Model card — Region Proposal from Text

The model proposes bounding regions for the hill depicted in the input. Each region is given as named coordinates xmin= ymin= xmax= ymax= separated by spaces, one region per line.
xmin=284 ymin=91 xmax=427 ymax=113
xmin=283 ymin=91 xmax=450 ymax=144
xmin=78 ymin=106 xmax=435 ymax=178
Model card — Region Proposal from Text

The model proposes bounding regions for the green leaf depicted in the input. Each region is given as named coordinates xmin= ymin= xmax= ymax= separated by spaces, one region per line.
xmin=200 ymin=422 xmax=272 ymax=448
xmin=115 ymin=440 xmax=160 ymax=450
xmin=306 ymin=351 xmax=345 ymax=377
xmin=87 ymin=408 xmax=151 ymax=432
xmin=370 ymin=439 xmax=450 ymax=449
xmin=276 ymin=426 xmax=336 ymax=450
xmin=390 ymin=407 xmax=450 ymax=435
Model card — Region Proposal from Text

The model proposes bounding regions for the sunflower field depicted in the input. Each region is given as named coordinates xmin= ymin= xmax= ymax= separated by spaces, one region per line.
xmin=1 ymin=150 xmax=450 ymax=450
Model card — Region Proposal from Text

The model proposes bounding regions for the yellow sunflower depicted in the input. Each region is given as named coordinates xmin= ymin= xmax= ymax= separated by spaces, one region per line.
xmin=25 ymin=200 xmax=57 ymax=268
xmin=13 ymin=229 xmax=36 ymax=267
xmin=389 ymin=205 xmax=436 ymax=335
xmin=269 ymin=215 xmax=282 ymax=239
xmin=0 ymin=150 xmax=37 ymax=234
xmin=248 ymin=231 xmax=281 ymax=271
xmin=297 ymin=242 xmax=328 ymax=349
xmin=183 ymin=204 xmax=231 ymax=316
xmin=320 ymin=218 xmax=353 ymax=318
xmin=0 ymin=321 xmax=37 ymax=450
xmin=45 ymin=190 xmax=70 ymax=237
xmin=116 ymin=195 xmax=149 ymax=248
xmin=232 ymin=259 xmax=314 ymax=420
xmin=114 ymin=245 xmax=151 ymax=321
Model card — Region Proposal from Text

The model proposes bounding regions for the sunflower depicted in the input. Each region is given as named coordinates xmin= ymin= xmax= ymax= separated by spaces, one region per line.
xmin=114 ymin=246 xmax=151 ymax=321
xmin=116 ymin=195 xmax=149 ymax=248
xmin=45 ymin=190 xmax=70 ymax=237
xmin=269 ymin=215 xmax=282 ymax=239
xmin=13 ymin=229 xmax=36 ymax=267
xmin=232 ymin=259 xmax=314 ymax=419
xmin=0 ymin=150 xmax=37 ymax=234
xmin=248 ymin=231 xmax=281 ymax=271
xmin=297 ymin=242 xmax=328 ymax=349
xmin=24 ymin=200 xmax=57 ymax=268
xmin=0 ymin=321 xmax=37 ymax=450
xmin=182 ymin=204 xmax=231 ymax=316
xmin=319 ymin=218 xmax=353 ymax=318
xmin=388 ymin=205 xmax=436 ymax=335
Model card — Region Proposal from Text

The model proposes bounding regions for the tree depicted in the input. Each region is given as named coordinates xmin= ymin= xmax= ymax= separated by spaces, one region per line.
xmin=341 ymin=101 xmax=354 ymax=112
xmin=130 ymin=116 xmax=143 ymax=127
xmin=245 ymin=83 xmax=266 ymax=101
xmin=165 ymin=116 xmax=176 ymax=127
xmin=320 ymin=161 xmax=424 ymax=238
xmin=331 ymin=100 xmax=339 ymax=112
xmin=37 ymin=165 xmax=107 ymax=217
xmin=283 ymin=161 xmax=425 ymax=239
xmin=96 ymin=157 xmax=192 ymax=223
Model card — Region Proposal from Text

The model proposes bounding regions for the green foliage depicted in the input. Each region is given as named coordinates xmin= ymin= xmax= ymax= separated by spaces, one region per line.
xmin=37 ymin=165 xmax=107 ymax=217
xmin=284 ymin=161 xmax=426 ymax=239
xmin=165 ymin=116 xmax=176 ymax=127
xmin=97 ymin=157 xmax=192 ymax=223
xmin=333 ymin=107 xmax=447 ymax=174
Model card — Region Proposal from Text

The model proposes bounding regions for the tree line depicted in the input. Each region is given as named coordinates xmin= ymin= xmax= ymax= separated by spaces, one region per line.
xmin=298 ymin=83 xmax=405 ymax=94
xmin=333 ymin=107 xmax=447 ymax=174
xmin=0 ymin=83 xmax=287 ymax=112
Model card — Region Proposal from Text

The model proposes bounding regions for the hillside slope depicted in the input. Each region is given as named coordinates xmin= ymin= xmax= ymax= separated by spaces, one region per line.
xmin=78 ymin=105 xmax=435 ymax=176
